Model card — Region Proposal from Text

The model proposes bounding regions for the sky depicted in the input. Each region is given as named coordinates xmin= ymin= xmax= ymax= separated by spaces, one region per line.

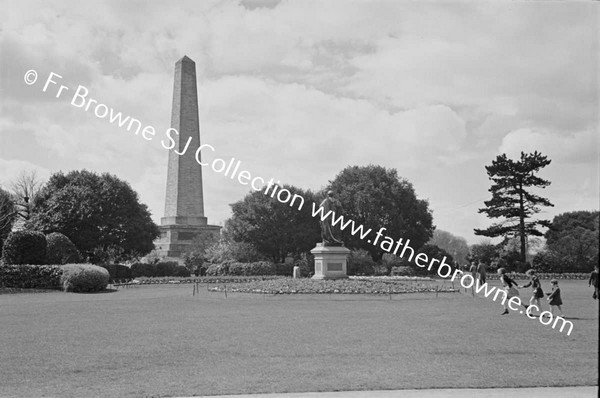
xmin=1 ymin=0 xmax=598 ymax=246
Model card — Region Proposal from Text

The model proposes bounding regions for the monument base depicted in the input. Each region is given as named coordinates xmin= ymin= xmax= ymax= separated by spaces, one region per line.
xmin=154 ymin=224 xmax=221 ymax=263
xmin=311 ymin=243 xmax=350 ymax=280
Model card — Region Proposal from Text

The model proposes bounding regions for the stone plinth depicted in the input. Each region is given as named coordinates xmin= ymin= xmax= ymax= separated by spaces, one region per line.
xmin=311 ymin=243 xmax=350 ymax=280
xmin=155 ymin=224 xmax=221 ymax=262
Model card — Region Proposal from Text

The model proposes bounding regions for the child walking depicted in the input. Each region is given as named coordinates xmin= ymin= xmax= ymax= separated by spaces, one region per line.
xmin=547 ymin=279 xmax=564 ymax=318
xmin=520 ymin=269 xmax=545 ymax=315
xmin=497 ymin=268 xmax=527 ymax=315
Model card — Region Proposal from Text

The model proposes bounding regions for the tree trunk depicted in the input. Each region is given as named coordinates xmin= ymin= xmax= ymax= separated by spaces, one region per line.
xmin=518 ymin=183 xmax=527 ymax=263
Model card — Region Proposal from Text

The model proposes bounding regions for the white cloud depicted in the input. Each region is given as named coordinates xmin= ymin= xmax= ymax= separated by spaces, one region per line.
xmin=499 ymin=128 xmax=598 ymax=164
xmin=0 ymin=0 xmax=597 ymax=244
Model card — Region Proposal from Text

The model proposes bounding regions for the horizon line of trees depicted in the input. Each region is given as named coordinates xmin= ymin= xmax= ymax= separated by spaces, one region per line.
xmin=2 ymin=152 xmax=597 ymax=274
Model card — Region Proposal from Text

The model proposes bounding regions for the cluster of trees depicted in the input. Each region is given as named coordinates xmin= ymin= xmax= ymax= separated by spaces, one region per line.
xmin=209 ymin=165 xmax=436 ymax=274
xmin=470 ymin=151 xmax=597 ymax=273
xmin=1 ymin=170 xmax=158 ymax=264
xmin=2 ymin=150 xmax=594 ymax=276
xmin=533 ymin=211 xmax=599 ymax=272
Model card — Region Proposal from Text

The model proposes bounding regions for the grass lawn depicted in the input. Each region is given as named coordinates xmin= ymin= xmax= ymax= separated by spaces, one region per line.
xmin=0 ymin=279 xmax=597 ymax=397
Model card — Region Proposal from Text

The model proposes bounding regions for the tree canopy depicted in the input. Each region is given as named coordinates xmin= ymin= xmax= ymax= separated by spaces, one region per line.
xmin=28 ymin=170 xmax=159 ymax=263
xmin=428 ymin=230 xmax=469 ymax=265
xmin=328 ymin=165 xmax=434 ymax=261
xmin=226 ymin=184 xmax=320 ymax=263
xmin=475 ymin=151 xmax=553 ymax=262
xmin=540 ymin=210 xmax=599 ymax=272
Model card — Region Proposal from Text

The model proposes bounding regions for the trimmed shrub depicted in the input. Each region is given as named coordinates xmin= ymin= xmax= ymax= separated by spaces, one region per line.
xmin=228 ymin=262 xmax=244 ymax=276
xmin=390 ymin=266 xmax=416 ymax=276
xmin=46 ymin=232 xmax=81 ymax=265
xmin=174 ymin=265 xmax=191 ymax=277
xmin=206 ymin=263 xmax=229 ymax=276
xmin=183 ymin=251 xmax=204 ymax=272
xmin=60 ymin=264 xmax=109 ymax=292
xmin=0 ymin=264 xmax=62 ymax=289
xmin=155 ymin=261 xmax=178 ymax=277
xmin=1 ymin=230 xmax=47 ymax=265
xmin=347 ymin=250 xmax=376 ymax=276
xmin=130 ymin=262 xmax=155 ymax=277
xmin=99 ymin=263 xmax=132 ymax=282
xmin=275 ymin=263 xmax=295 ymax=276
xmin=246 ymin=261 xmax=275 ymax=275
xmin=205 ymin=261 xmax=276 ymax=276
xmin=294 ymin=257 xmax=314 ymax=277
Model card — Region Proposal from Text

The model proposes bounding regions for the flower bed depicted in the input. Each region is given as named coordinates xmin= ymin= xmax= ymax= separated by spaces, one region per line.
xmin=207 ymin=277 xmax=457 ymax=295
xmin=131 ymin=276 xmax=281 ymax=285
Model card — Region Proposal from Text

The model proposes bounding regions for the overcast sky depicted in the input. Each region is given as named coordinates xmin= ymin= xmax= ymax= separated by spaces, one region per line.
xmin=1 ymin=0 xmax=598 ymax=245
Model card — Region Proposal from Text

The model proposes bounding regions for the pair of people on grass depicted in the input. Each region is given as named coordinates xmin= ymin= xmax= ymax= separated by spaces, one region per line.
xmin=469 ymin=260 xmax=486 ymax=287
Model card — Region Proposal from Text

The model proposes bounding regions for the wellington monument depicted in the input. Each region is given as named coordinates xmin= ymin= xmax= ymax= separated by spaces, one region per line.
xmin=155 ymin=56 xmax=221 ymax=261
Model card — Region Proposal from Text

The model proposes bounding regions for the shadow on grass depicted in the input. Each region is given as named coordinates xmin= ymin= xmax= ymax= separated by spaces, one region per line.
xmin=69 ymin=288 xmax=119 ymax=294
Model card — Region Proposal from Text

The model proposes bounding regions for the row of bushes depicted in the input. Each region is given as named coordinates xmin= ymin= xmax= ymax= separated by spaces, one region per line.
xmin=129 ymin=262 xmax=191 ymax=278
xmin=485 ymin=272 xmax=592 ymax=280
xmin=204 ymin=261 xmax=305 ymax=277
xmin=0 ymin=263 xmax=108 ymax=292
xmin=1 ymin=230 xmax=80 ymax=265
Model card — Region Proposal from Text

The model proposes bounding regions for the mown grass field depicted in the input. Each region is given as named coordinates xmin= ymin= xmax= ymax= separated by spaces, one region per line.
xmin=0 ymin=279 xmax=597 ymax=397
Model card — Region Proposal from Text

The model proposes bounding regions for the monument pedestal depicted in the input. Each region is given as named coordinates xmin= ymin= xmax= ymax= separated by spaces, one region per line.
xmin=155 ymin=223 xmax=220 ymax=262
xmin=311 ymin=243 xmax=350 ymax=280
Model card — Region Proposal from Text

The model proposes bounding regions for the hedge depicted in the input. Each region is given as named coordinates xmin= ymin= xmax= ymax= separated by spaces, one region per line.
xmin=486 ymin=272 xmax=591 ymax=280
xmin=60 ymin=264 xmax=109 ymax=292
xmin=46 ymin=232 xmax=81 ymax=265
xmin=129 ymin=262 xmax=190 ymax=278
xmin=99 ymin=264 xmax=133 ymax=282
xmin=0 ymin=264 xmax=62 ymax=289
xmin=1 ymin=230 xmax=47 ymax=265
xmin=206 ymin=261 xmax=276 ymax=276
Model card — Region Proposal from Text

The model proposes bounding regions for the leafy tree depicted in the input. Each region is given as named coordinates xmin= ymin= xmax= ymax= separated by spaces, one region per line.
xmin=226 ymin=184 xmax=321 ymax=263
xmin=532 ymin=250 xmax=562 ymax=273
xmin=203 ymin=237 xmax=263 ymax=264
xmin=428 ymin=229 xmax=469 ymax=264
xmin=328 ymin=165 xmax=434 ymax=261
xmin=28 ymin=170 xmax=159 ymax=263
xmin=0 ymin=187 xmax=16 ymax=243
xmin=542 ymin=210 xmax=599 ymax=272
xmin=468 ymin=241 xmax=498 ymax=266
xmin=416 ymin=244 xmax=455 ymax=275
xmin=475 ymin=151 xmax=553 ymax=263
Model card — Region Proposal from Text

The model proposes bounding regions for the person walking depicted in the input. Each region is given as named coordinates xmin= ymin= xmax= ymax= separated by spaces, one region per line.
xmin=477 ymin=261 xmax=487 ymax=286
xmin=469 ymin=261 xmax=477 ymax=278
xmin=498 ymin=268 xmax=526 ymax=315
xmin=469 ymin=261 xmax=478 ymax=296
xmin=589 ymin=266 xmax=599 ymax=300
xmin=520 ymin=269 xmax=545 ymax=316
xmin=547 ymin=279 xmax=564 ymax=317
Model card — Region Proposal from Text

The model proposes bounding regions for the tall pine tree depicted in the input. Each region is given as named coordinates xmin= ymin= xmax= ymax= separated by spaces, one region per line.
xmin=475 ymin=151 xmax=553 ymax=263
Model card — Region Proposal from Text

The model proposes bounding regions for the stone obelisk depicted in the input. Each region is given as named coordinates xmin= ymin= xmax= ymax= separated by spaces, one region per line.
xmin=155 ymin=56 xmax=220 ymax=261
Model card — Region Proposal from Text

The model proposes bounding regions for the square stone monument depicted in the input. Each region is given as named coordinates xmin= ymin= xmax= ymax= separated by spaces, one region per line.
xmin=311 ymin=243 xmax=351 ymax=279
